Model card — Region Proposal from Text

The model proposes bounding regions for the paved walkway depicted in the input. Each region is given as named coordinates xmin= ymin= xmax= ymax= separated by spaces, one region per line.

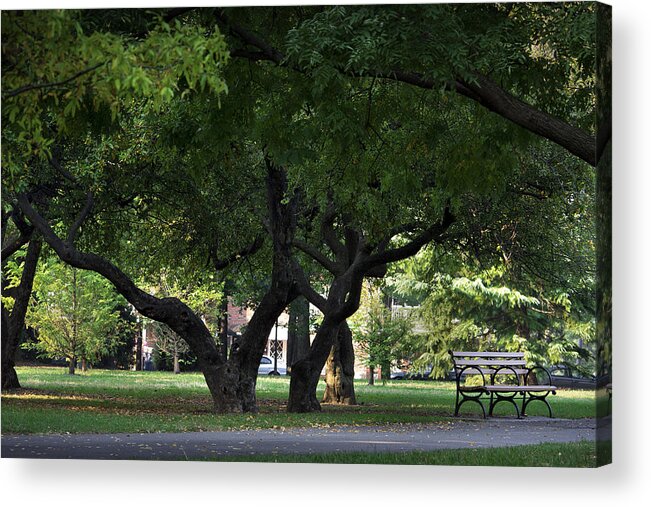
xmin=2 ymin=416 xmax=610 ymax=460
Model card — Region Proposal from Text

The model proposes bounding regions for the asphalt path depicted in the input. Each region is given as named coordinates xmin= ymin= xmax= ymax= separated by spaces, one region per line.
xmin=1 ymin=416 xmax=610 ymax=460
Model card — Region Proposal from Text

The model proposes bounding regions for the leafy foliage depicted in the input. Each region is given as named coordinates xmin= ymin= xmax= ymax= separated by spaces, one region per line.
xmin=284 ymin=3 xmax=596 ymax=124
xmin=1 ymin=9 xmax=229 ymax=190
xmin=388 ymin=255 xmax=594 ymax=380
xmin=349 ymin=281 xmax=413 ymax=380
xmin=24 ymin=255 xmax=132 ymax=370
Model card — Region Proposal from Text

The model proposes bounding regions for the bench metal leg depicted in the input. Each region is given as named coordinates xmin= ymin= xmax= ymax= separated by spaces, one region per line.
xmin=456 ymin=397 xmax=486 ymax=418
xmin=489 ymin=395 xmax=521 ymax=418
xmin=521 ymin=393 xmax=554 ymax=418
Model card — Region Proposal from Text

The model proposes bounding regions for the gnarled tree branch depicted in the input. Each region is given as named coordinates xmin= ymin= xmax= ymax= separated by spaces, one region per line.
xmin=211 ymin=235 xmax=265 ymax=271
xmin=17 ymin=193 xmax=222 ymax=364
xmin=292 ymin=239 xmax=341 ymax=275
xmin=360 ymin=206 xmax=455 ymax=270
xmin=67 ymin=192 xmax=94 ymax=245
xmin=217 ymin=11 xmax=596 ymax=166
xmin=3 ymin=62 xmax=105 ymax=99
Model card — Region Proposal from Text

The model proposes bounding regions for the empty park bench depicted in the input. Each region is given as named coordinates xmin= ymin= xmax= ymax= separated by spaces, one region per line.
xmin=449 ymin=350 xmax=557 ymax=419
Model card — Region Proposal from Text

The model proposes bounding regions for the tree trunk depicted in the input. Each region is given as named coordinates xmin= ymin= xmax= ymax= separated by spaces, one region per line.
xmin=1 ymin=308 xmax=22 ymax=389
xmin=288 ymin=316 xmax=340 ymax=412
xmin=1 ymin=362 xmax=21 ymax=390
xmin=81 ymin=357 xmax=87 ymax=372
xmin=221 ymin=281 xmax=297 ymax=412
xmin=68 ymin=356 xmax=76 ymax=375
xmin=218 ymin=289 xmax=229 ymax=360
xmin=286 ymin=358 xmax=321 ymax=413
xmin=1 ymin=238 xmax=42 ymax=390
xmin=368 ymin=366 xmax=375 ymax=386
xmin=134 ymin=327 xmax=143 ymax=371
xmin=288 ymin=266 xmax=366 ymax=412
xmin=209 ymin=159 xmax=299 ymax=413
xmin=287 ymin=295 xmax=310 ymax=374
xmin=322 ymin=321 xmax=356 ymax=405
xmin=173 ymin=350 xmax=180 ymax=374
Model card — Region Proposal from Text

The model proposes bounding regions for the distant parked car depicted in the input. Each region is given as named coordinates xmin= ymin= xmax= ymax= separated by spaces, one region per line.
xmin=258 ymin=355 xmax=287 ymax=376
xmin=390 ymin=368 xmax=434 ymax=380
xmin=407 ymin=368 xmax=434 ymax=380
xmin=546 ymin=365 xmax=596 ymax=389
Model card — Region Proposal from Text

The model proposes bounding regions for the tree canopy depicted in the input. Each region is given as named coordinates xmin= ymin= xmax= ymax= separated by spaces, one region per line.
xmin=1 ymin=4 xmax=607 ymax=413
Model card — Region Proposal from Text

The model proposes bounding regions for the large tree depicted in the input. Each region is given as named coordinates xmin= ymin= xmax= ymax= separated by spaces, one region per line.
xmin=14 ymin=139 xmax=296 ymax=411
xmin=4 ymin=9 xmax=297 ymax=411
xmin=211 ymin=4 xmax=609 ymax=411
xmin=1 ymin=7 xmax=229 ymax=389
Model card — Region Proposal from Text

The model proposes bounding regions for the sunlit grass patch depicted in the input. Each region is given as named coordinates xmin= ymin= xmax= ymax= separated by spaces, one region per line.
xmin=2 ymin=367 xmax=597 ymax=435
xmin=201 ymin=441 xmax=607 ymax=467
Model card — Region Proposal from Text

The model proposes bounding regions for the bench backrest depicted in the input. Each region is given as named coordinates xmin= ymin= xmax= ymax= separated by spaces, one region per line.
xmin=449 ymin=351 xmax=528 ymax=377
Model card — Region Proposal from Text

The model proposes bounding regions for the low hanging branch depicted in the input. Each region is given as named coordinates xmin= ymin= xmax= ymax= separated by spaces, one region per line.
xmin=360 ymin=207 xmax=455 ymax=270
xmin=210 ymin=235 xmax=265 ymax=271
xmin=215 ymin=10 xmax=597 ymax=167
xmin=1 ymin=208 xmax=34 ymax=262
xmin=2 ymin=62 xmax=105 ymax=99
xmin=17 ymin=193 xmax=222 ymax=363
xmin=67 ymin=192 xmax=94 ymax=246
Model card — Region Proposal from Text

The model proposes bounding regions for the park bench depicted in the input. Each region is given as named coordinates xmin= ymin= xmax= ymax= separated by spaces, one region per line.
xmin=449 ymin=350 xmax=557 ymax=419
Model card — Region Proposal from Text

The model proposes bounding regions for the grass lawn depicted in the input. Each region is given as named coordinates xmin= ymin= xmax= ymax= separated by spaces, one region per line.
xmin=2 ymin=366 xmax=599 ymax=435
xmin=197 ymin=441 xmax=609 ymax=468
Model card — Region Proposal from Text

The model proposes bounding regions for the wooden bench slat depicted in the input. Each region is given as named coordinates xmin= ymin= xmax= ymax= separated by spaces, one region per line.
xmin=484 ymin=385 xmax=557 ymax=392
xmin=458 ymin=385 xmax=486 ymax=392
xmin=455 ymin=368 xmax=529 ymax=376
xmin=453 ymin=359 xmax=526 ymax=367
xmin=450 ymin=351 xmax=525 ymax=358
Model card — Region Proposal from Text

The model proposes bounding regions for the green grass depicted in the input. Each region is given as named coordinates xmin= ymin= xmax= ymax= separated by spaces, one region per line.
xmin=192 ymin=441 xmax=608 ymax=467
xmin=2 ymin=366 xmax=599 ymax=435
